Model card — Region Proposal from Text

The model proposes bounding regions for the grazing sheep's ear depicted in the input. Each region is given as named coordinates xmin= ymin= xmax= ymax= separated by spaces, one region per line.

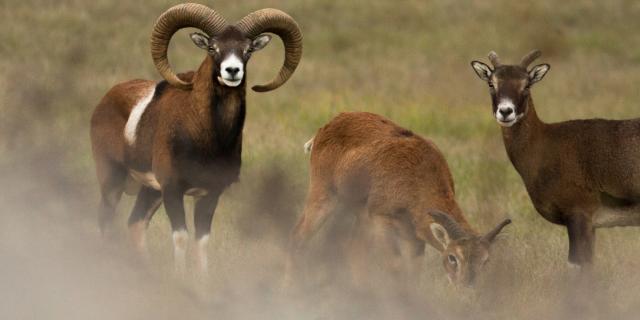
xmin=430 ymin=223 xmax=451 ymax=248
xmin=190 ymin=32 xmax=211 ymax=51
xmin=250 ymin=34 xmax=272 ymax=52
xmin=471 ymin=61 xmax=493 ymax=81
xmin=528 ymin=64 xmax=550 ymax=85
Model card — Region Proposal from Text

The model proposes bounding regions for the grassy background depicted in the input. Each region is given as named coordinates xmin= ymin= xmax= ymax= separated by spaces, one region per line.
xmin=2 ymin=0 xmax=640 ymax=318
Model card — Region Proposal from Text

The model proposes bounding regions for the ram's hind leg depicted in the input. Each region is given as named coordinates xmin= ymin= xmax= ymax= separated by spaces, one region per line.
xmin=95 ymin=157 xmax=127 ymax=238
xmin=128 ymin=186 xmax=162 ymax=259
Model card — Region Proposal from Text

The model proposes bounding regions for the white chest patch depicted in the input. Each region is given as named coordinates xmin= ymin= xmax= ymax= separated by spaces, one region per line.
xmin=124 ymin=87 xmax=155 ymax=145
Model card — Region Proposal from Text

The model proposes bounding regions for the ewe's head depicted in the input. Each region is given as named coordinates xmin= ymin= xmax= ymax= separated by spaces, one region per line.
xmin=428 ymin=211 xmax=511 ymax=287
xmin=151 ymin=3 xmax=302 ymax=92
xmin=470 ymin=50 xmax=550 ymax=127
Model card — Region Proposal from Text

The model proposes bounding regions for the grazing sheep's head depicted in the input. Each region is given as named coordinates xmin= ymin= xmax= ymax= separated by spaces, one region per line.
xmin=150 ymin=3 xmax=303 ymax=92
xmin=428 ymin=211 xmax=511 ymax=287
xmin=470 ymin=50 xmax=550 ymax=127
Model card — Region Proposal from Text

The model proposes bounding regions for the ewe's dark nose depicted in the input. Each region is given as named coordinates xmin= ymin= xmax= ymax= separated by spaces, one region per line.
xmin=225 ymin=67 xmax=240 ymax=76
xmin=499 ymin=108 xmax=513 ymax=117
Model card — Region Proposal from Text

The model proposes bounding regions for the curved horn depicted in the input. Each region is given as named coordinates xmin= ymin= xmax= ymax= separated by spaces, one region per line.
xmin=488 ymin=51 xmax=501 ymax=68
xmin=520 ymin=50 xmax=542 ymax=68
xmin=150 ymin=3 xmax=227 ymax=90
xmin=428 ymin=210 xmax=468 ymax=240
xmin=235 ymin=9 xmax=303 ymax=92
xmin=482 ymin=218 xmax=512 ymax=243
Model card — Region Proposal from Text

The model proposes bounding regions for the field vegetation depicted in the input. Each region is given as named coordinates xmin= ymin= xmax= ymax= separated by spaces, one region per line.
xmin=2 ymin=0 xmax=640 ymax=318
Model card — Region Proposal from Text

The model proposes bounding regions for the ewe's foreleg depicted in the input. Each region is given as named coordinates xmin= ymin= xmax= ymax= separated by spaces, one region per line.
xmin=566 ymin=214 xmax=595 ymax=268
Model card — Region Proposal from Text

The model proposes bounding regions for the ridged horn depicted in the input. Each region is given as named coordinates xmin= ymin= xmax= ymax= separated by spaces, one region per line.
xmin=520 ymin=50 xmax=542 ymax=68
xmin=482 ymin=218 xmax=512 ymax=243
xmin=235 ymin=9 xmax=303 ymax=92
xmin=150 ymin=3 xmax=227 ymax=90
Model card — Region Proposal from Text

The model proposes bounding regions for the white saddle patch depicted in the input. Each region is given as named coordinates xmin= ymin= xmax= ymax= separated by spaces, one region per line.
xmin=124 ymin=87 xmax=155 ymax=145
xmin=129 ymin=170 xmax=161 ymax=190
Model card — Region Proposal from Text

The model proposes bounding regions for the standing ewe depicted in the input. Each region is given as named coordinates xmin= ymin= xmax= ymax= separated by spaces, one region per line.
xmin=471 ymin=50 xmax=640 ymax=267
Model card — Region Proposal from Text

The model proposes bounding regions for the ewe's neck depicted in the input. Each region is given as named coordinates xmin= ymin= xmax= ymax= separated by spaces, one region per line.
xmin=501 ymin=96 xmax=546 ymax=169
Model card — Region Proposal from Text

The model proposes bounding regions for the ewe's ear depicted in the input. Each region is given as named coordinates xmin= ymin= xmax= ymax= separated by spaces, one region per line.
xmin=471 ymin=61 xmax=493 ymax=81
xmin=190 ymin=32 xmax=210 ymax=50
xmin=430 ymin=223 xmax=451 ymax=248
xmin=250 ymin=34 xmax=272 ymax=52
xmin=528 ymin=64 xmax=550 ymax=85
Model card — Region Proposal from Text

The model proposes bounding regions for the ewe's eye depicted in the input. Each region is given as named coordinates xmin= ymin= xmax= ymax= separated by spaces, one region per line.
xmin=448 ymin=254 xmax=458 ymax=267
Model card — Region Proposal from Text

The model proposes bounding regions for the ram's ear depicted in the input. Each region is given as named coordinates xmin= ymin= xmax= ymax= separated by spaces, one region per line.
xmin=250 ymin=34 xmax=272 ymax=52
xmin=430 ymin=222 xmax=451 ymax=248
xmin=471 ymin=61 xmax=493 ymax=81
xmin=528 ymin=64 xmax=550 ymax=85
xmin=190 ymin=32 xmax=211 ymax=51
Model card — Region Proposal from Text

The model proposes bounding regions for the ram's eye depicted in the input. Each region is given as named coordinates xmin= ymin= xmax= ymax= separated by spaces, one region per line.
xmin=447 ymin=254 xmax=458 ymax=267
xmin=488 ymin=82 xmax=495 ymax=88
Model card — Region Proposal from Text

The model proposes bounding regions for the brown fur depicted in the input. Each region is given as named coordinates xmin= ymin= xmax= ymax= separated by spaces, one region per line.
xmin=285 ymin=112 xmax=510 ymax=287
xmin=90 ymin=27 xmax=259 ymax=274
xmin=472 ymin=54 xmax=640 ymax=267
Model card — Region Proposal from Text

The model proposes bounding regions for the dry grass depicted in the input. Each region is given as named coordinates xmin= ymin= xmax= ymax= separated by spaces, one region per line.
xmin=2 ymin=0 xmax=640 ymax=319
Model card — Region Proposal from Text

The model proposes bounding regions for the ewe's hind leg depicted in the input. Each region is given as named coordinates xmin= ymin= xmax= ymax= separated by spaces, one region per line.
xmin=285 ymin=184 xmax=338 ymax=285
xmin=95 ymin=158 xmax=127 ymax=237
xmin=127 ymin=186 xmax=162 ymax=258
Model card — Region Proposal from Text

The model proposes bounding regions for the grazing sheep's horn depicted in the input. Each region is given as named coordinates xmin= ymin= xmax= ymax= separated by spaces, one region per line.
xmin=482 ymin=218 xmax=512 ymax=243
xmin=428 ymin=210 xmax=469 ymax=240
xmin=488 ymin=51 xmax=501 ymax=68
xmin=150 ymin=3 xmax=227 ymax=90
xmin=235 ymin=9 xmax=303 ymax=92
xmin=520 ymin=50 xmax=542 ymax=68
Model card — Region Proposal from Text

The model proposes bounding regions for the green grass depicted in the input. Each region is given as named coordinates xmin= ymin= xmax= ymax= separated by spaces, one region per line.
xmin=3 ymin=0 xmax=640 ymax=318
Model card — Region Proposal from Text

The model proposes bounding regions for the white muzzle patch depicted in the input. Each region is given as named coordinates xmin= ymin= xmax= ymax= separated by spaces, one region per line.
xmin=219 ymin=54 xmax=244 ymax=87
xmin=495 ymin=98 xmax=520 ymax=127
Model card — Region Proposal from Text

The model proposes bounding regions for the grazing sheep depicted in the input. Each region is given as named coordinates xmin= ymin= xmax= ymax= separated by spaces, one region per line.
xmin=286 ymin=112 xmax=511 ymax=287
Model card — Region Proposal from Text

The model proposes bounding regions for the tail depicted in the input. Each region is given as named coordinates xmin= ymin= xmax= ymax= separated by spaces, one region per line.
xmin=303 ymin=137 xmax=314 ymax=154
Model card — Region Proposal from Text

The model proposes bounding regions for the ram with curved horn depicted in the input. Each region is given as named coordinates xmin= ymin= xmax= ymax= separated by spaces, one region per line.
xmin=471 ymin=50 xmax=640 ymax=268
xmin=90 ymin=3 xmax=302 ymax=274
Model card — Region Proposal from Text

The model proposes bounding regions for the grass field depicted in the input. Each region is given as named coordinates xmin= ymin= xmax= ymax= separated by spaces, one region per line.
xmin=2 ymin=0 xmax=640 ymax=319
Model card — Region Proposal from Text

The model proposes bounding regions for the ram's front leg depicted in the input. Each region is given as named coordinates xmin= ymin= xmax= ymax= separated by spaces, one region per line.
xmin=193 ymin=191 xmax=223 ymax=277
xmin=162 ymin=184 xmax=188 ymax=274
